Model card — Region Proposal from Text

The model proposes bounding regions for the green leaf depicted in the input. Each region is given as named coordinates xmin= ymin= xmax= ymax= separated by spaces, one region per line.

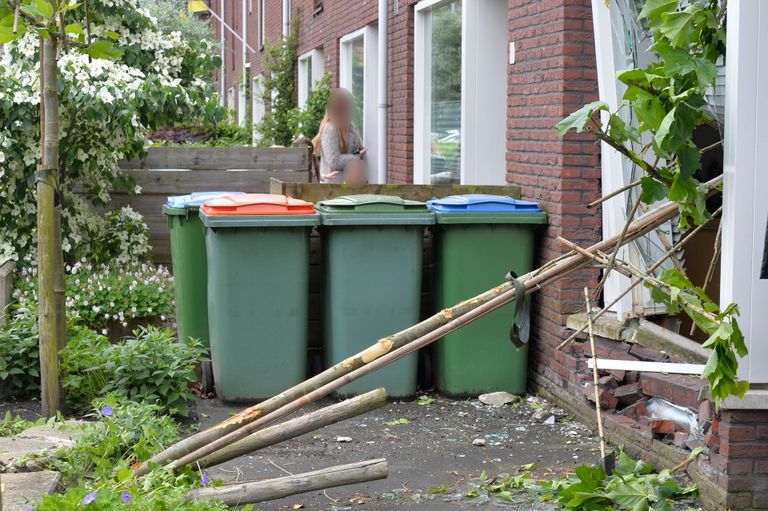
xmin=22 ymin=0 xmax=54 ymax=19
xmin=64 ymin=22 xmax=84 ymax=35
xmin=104 ymin=30 xmax=119 ymax=40
xmin=383 ymin=418 xmax=411 ymax=426
xmin=640 ymin=177 xmax=668 ymax=204
xmin=555 ymin=101 xmax=608 ymax=136
xmin=659 ymin=5 xmax=708 ymax=48
xmin=605 ymin=479 xmax=653 ymax=511
xmin=0 ymin=13 xmax=25 ymax=43
xmin=85 ymin=39 xmax=123 ymax=59
xmin=638 ymin=0 xmax=679 ymax=22
xmin=608 ymin=114 xmax=640 ymax=144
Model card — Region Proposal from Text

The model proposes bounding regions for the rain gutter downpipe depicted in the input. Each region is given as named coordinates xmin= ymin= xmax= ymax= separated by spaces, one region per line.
xmin=377 ymin=0 xmax=388 ymax=183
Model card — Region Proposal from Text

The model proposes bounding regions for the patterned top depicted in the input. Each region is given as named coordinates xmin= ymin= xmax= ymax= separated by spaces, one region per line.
xmin=318 ymin=123 xmax=364 ymax=184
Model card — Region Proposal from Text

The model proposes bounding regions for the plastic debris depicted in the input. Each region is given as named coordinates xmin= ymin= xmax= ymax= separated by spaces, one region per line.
xmin=478 ymin=392 xmax=518 ymax=406
xmin=472 ymin=438 xmax=487 ymax=446
xmin=336 ymin=436 xmax=353 ymax=443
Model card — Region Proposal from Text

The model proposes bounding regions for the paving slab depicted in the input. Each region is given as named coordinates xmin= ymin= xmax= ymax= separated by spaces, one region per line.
xmin=1 ymin=471 xmax=60 ymax=511
xmin=0 ymin=420 xmax=86 ymax=467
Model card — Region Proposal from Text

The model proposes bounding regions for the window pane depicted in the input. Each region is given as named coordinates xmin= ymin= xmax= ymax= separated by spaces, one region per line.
xmin=306 ymin=58 xmax=313 ymax=95
xmin=428 ymin=0 xmax=461 ymax=184
xmin=351 ymin=37 xmax=365 ymax=136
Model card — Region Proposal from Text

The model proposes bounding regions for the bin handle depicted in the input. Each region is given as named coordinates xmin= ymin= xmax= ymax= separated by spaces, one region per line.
xmin=505 ymin=271 xmax=530 ymax=348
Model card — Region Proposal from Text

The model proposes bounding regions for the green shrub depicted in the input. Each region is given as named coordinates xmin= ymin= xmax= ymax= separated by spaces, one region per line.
xmin=62 ymin=327 xmax=204 ymax=415
xmin=0 ymin=411 xmax=48 ymax=437
xmin=0 ymin=307 xmax=40 ymax=394
xmin=49 ymin=395 xmax=180 ymax=484
xmin=289 ymin=72 xmax=332 ymax=141
xmin=14 ymin=261 xmax=174 ymax=334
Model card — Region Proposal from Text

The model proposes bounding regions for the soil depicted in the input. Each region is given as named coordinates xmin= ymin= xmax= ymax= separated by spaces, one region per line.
xmin=197 ymin=393 xmax=603 ymax=510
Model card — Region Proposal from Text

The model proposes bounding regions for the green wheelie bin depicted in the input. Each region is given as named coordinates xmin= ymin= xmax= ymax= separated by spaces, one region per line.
xmin=164 ymin=192 xmax=244 ymax=393
xmin=427 ymin=194 xmax=547 ymax=396
xmin=316 ymin=195 xmax=434 ymax=398
xmin=200 ymin=194 xmax=319 ymax=402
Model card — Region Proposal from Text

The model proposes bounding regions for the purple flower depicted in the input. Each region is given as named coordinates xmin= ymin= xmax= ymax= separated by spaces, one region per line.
xmin=120 ymin=490 xmax=130 ymax=503
xmin=83 ymin=492 xmax=98 ymax=505
xmin=101 ymin=405 xmax=114 ymax=417
xmin=201 ymin=471 xmax=208 ymax=486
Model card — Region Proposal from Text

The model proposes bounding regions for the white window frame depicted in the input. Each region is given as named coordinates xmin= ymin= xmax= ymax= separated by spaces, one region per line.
xmin=590 ymin=0 xmax=669 ymax=320
xmin=340 ymin=25 xmax=379 ymax=183
xmin=237 ymin=82 xmax=247 ymax=127
xmin=720 ymin=0 xmax=768 ymax=385
xmin=414 ymin=0 xmax=507 ymax=185
xmin=298 ymin=48 xmax=325 ymax=109
xmin=251 ymin=75 xmax=266 ymax=143
xmin=227 ymin=86 xmax=236 ymax=111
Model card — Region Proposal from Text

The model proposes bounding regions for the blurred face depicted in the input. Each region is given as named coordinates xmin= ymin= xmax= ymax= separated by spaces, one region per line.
xmin=328 ymin=89 xmax=354 ymax=126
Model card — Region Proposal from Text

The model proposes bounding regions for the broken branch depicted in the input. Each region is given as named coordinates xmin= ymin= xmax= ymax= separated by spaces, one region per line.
xmin=185 ymin=459 xmax=388 ymax=506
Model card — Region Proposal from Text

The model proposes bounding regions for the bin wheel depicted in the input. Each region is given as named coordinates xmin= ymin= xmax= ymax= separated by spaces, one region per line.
xmin=201 ymin=361 xmax=215 ymax=395
xmin=418 ymin=349 xmax=434 ymax=391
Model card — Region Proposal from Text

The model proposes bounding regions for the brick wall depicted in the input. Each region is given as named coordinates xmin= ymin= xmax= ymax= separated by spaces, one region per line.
xmin=505 ymin=0 xmax=601 ymax=390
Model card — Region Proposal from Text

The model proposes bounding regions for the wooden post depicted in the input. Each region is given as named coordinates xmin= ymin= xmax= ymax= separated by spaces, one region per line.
xmin=37 ymin=29 xmax=61 ymax=418
xmin=199 ymin=388 xmax=387 ymax=469
xmin=185 ymin=459 xmax=388 ymax=506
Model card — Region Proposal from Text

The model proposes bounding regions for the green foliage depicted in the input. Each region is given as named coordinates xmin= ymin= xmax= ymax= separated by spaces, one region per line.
xmin=0 ymin=307 xmax=40 ymax=394
xmin=0 ymin=411 xmax=48 ymax=437
xmin=49 ymin=396 xmax=179 ymax=485
xmin=254 ymin=16 xmax=298 ymax=146
xmin=32 ymin=396 xmax=240 ymax=510
xmin=0 ymin=0 xmax=224 ymax=263
xmin=289 ymin=72 xmax=332 ymax=140
xmin=557 ymin=0 xmax=744 ymax=407
xmin=61 ymin=327 xmax=205 ymax=415
xmin=143 ymin=0 xmax=218 ymax=53
xmin=14 ymin=261 xmax=174 ymax=333
xmin=648 ymin=269 xmax=748 ymax=406
xmin=539 ymin=450 xmax=698 ymax=510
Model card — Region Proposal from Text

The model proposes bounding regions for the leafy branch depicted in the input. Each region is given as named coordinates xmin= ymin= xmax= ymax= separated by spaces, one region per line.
xmin=556 ymin=0 xmax=746 ymax=407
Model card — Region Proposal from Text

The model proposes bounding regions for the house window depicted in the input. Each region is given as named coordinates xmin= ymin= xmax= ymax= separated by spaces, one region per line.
xmin=339 ymin=26 xmax=379 ymax=182
xmin=227 ymin=86 xmax=236 ymax=112
xmin=259 ymin=0 xmax=265 ymax=49
xmin=252 ymin=75 xmax=266 ymax=142
xmin=298 ymin=49 xmax=325 ymax=109
xmin=414 ymin=0 xmax=507 ymax=185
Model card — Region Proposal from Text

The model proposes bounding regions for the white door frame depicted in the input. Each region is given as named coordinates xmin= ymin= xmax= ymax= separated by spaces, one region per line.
xmin=340 ymin=26 xmax=379 ymax=183
xmin=721 ymin=0 xmax=768 ymax=384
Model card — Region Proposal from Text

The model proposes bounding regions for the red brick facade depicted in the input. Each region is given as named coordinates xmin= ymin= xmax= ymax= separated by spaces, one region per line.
xmin=208 ymin=2 xmax=765 ymax=509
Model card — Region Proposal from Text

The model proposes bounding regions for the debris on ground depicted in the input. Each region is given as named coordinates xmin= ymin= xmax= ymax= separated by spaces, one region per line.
xmin=478 ymin=392 xmax=518 ymax=407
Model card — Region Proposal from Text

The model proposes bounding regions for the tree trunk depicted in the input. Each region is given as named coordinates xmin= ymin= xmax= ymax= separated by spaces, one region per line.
xmin=37 ymin=33 xmax=61 ymax=418
xmin=185 ymin=459 xmax=388 ymax=506
xmin=198 ymin=388 xmax=387 ymax=469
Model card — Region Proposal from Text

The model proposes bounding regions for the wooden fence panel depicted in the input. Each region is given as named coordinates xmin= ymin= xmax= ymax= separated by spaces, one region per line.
xmin=119 ymin=146 xmax=309 ymax=171
xmin=269 ymin=181 xmax=523 ymax=202
xmin=112 ymin=148 xmax=311 ymax=264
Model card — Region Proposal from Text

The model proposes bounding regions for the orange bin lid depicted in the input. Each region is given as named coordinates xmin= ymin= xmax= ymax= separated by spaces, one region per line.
xmin=201 ymin=194 xmax=316 ymax=216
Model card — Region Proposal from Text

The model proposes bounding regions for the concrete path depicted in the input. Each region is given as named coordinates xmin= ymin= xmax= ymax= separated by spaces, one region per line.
xmin=1 ymin=471 xmax=61 ymax=511
xmin=197 ymin=394 xmax=599 ymax=510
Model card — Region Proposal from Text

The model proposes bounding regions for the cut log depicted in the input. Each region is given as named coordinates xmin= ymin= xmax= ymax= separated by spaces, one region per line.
xmin=198 ymin=388 xmax=387 ymax=469
xmin=185 ymin=459 xmax=388 ymax=506
xmin=135 ymin=176 xmax=722 ymax=476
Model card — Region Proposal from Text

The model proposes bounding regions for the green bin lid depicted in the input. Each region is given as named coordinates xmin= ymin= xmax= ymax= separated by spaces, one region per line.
xmin=316 ymin=195 xmax=434 ymax=226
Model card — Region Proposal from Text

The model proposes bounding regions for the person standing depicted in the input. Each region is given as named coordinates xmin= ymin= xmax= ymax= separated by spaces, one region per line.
xmin=312 ymin=88 xmax=366 ymax=183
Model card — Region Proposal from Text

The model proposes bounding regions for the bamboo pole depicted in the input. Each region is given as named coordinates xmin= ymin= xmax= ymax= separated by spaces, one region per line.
xmin=585 ymin=288 xmax=607 ymax=462
xmin=136 ymin=176 xmax=722 ymax=476
xmin=198 ymin=388 xmax=387 ymax=469
xmin=186 ymin=459 xmax=388 ymax=506
xmin=37 ymin=31 xmax=61 ymax=418
xmin=555 ymin=205 xmax=723 ymax=350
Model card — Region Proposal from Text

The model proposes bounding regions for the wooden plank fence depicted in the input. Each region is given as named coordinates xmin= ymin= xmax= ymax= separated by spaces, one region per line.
xmin=113 ymin=147 xmax=311 ymax=264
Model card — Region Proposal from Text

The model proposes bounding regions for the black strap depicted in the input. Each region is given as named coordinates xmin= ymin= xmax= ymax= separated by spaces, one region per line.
xmin=506 ymin=271 xmax=530 ymax=348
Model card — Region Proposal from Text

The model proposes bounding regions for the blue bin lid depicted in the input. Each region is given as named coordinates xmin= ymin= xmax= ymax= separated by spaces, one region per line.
xmin=166 ymin=191 xmax=245 ymax=209
xmin=427 ymin=194 xmax=542 ymax=213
